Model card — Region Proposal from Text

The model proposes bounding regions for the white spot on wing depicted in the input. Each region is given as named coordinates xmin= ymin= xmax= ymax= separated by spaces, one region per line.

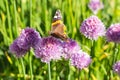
xmin=54 ymin=15 xmax=58 ymax=19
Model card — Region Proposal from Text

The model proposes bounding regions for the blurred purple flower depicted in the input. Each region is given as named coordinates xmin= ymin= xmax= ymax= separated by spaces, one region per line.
xmin=70 ymin=51 xmax=91 ymax=70
xmin=17 ymin=27 xmax=41 ymax=49
xmin=80 ymin=15 xmax=105 ymax=40
xmin=106 ymin=24 xmax=120 ymax=43
xmin=62 ymin=39 xmax=80 ymax=59
xmin=34 ymin=36 xmax=63 ymax=63
xmin=113 ymin=61 xmax=120 ymax=75
xmin=88 ymin=0 xmax=104 ymax=14
xmin=9 ymin=38 xmax=28 ymax=57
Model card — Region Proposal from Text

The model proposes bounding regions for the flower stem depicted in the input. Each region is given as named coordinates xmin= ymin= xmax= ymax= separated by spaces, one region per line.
xmin=13 ymin=0 xmax=18 ymax=36
xmin=78 ymin=69 xmax=81 ymax=80
xmin=20 ymin=58 xmax=26 ymax=79
xmin=29 ymin=52 xmax=33 ymax=80
xmin=112 ymin=43 xmax=118 ymax=64
xmin=21 ymin=0 xmax=24 ymax=21
xmin=5 ymin=0 xmax=12 ymax=40
xmin=48 ymin=62 xmax=51 ymax=80
xmin=16 ymin=58 xmax=21 ymax=80
xmin=90 ymin=40 xmax=95 ymax=59
xmin=89 ymin=40 xmax=95 ymax=80
xmin=110 ymin=43 xmax=118 ymax=79
xmin=55 ymin=62 xmax=60 ymax=80
xmin=68 ymin=61 xmax=71 ymax=80
xmin=30 ymin=0 xmax=32 ymax=27
xmin=119 ymin=76 xmax=120 ymax=80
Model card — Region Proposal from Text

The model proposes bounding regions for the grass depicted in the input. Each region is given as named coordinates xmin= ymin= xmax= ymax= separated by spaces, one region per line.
xmin=0 ymin=0 xmax=120 ymax=80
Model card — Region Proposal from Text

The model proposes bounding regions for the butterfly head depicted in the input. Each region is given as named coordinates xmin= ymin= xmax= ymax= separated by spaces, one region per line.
xmin=53 ymin=10 xmax=62 ymax=22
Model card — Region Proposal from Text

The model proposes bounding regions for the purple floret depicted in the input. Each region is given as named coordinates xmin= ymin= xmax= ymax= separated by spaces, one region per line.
xmin=113 ymin=61 xmax=120 ymax=75
xmin=9 ymin=38 xmax=28 ymax=57
xmin=34 ymin=36 xmax=63 ymax=63
xmin=70 ymin=51 xmax=91 ymax=70
xmin=80 ymin=15 xmax=105 ymax=40
xmin=17 ymin=27 xmax=41 ymax=49
xmin=88 ymin=0 xmax=104 ymax=14
xmin=62 ymin=39 xmax=80 ymax=59
xmin=106 ymin=23 xmax=120 ymax=43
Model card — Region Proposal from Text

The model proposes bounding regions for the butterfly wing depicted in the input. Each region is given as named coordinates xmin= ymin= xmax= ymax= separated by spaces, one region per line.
xmin=50 ymin=23 xmax=68 ymax=41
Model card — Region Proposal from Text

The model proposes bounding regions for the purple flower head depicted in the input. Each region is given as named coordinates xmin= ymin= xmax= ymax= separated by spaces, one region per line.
xmin=17 ymin=27 xmax=41 ymax=49
xmin=106 ymin=24 xmax=120 ymax=43
xmin=113 ymin=61 xmax=120 ymax=75
xmin=9 ymin=38 xmax=28 ymax=57
xmin=62 ymin=39 xmax=80 ymax=59
xmin=34 ymin=36 xmax=63 ymax=63
xmin=80 ymin=15 xmax=105 ymax=40
xmin=70 ymin=51 xmax=91 ymax=70
xmin=88 ymin=0 xmax=104 ymax=14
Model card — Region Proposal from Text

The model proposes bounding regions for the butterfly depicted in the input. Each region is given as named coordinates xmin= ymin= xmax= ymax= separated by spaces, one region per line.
xmin=50 ymin=10 xmax=68 ymax=41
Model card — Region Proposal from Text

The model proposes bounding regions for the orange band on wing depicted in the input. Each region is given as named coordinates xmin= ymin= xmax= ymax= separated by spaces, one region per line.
xmin=63 ymin=26 xmax=67 ymax=34
xmin=52 ymin=20 xmax=62 ymax=26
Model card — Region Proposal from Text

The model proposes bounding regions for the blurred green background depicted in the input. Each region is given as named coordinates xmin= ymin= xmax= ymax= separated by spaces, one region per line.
xmin=0 ymin=0 xmax=120 ymax=80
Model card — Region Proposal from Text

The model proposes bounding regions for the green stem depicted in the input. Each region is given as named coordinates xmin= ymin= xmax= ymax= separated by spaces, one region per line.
xmin=68 ymin=61 xmax=71 ymax=80
xmin=30 ymin=0 xmax=32 ymax=27
xmin=29 ymin=0 xmax=33 ymax=79
xmin=55 ymin=62 xmax=60 ymax=80
xmin=29 ymin=53 xmax=33 ymax=80
xmin=20 ymin=58 xmax=26 ymax=79
xmin=13 ymin=0 xmax=18 ymax=36
xmin=78 ymin=69 xmax=81 ymax=80
xmin=111 ymin=43 xmax=119 ymax=68
xmin=48 ymin=62 xmax=51 ymax=80
xmin=5 ymin=0 xmax=13 ymax=43
xmin=16 ymin=58 xmax=21 ymax=80
xmin=90 ymin=40 xmax=95 ymax=58
xmin=109 ymin=43 xmax=118 ymax=79
xmin=21 ymin=0 xmax=24 ymax=21
xmin=112 ymin=43 xmax=118 ymax=65
xmin=89 ymin=40 xmax=95 ymax=80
